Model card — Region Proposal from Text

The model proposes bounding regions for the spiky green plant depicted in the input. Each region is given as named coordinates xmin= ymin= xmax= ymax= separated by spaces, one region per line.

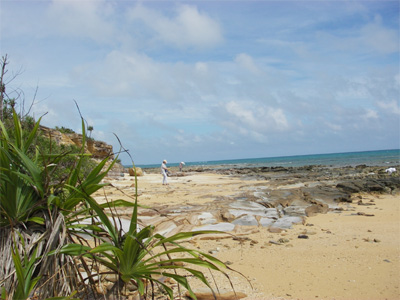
xmin=11 ymin=233 xmax=41 ymax=300
xmin=0 ymin=109 xmax=115 ymax=299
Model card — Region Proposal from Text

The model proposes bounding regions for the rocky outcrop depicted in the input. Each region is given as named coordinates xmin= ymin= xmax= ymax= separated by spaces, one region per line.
xmin=126 ymin=165 xmax=400 ymax=237
xmin=39 ymin=126 xmax=128 ymax=178
xmin=86 ymin=140 xmax=113 ymax=159
xmin=336 ymin=178 xmax=400 ymax=194
xmin=40 ymin=125 xmax=113 ymax=159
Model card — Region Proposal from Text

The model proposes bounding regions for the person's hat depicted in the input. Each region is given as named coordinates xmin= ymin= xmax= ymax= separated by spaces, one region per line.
xmin=163 ymin=160 xmax=167 ymax=163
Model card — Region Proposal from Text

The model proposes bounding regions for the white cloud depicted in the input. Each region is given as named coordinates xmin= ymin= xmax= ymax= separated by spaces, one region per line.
xmin=235 ymin=53 xmax=260 ymax=74
xmin=325 ymin=122 xmax=342 ymax=132
xmin=377 ymin=100 xmax=400 ymax=116
xmin=126 ymin=4 xmax=223 ymax=49
xmin=46 ymin=0 xmax=116 ymax=43
xmin=195 ymin=62 xmax=208 ymax=74
xmin=363 ymin=108 xmax=379 ymax=120
xmin=360 ymin=15 xmax=399 ymax=54
xmin=314 ymin=14 xmax=399 ymax=56
xmin=221 ymin=101 xmax=290 ymax=139
xmin=73 ymin=50 xmax=176 ymax=100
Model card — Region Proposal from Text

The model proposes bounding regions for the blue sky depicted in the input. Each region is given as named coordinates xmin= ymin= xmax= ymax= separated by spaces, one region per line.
xmin=1 ymin=0 xmax=399 ymax=165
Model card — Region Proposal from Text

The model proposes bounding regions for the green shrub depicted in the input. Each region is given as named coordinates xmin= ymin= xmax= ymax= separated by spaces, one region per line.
xmin=54 ymin=126 xmax=75 ymax=134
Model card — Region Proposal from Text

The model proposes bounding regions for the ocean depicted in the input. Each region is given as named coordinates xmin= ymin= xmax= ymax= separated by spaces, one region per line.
xmin=134 ymin=149 xmax=400 ymax=169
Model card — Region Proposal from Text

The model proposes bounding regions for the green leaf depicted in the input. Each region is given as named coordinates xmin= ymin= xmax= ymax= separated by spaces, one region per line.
xmin=12 ymin=109 xmax=23 ymax=150
xmin=99 ymin=199 xmax=150 ymax=209
xmin=12 ymin=246 xmax=26 ymax=299
xmin=23 ymin=115 xmax=43 ymax=152
xmin=0 ymin=118 xmax=10 ymax=141
xmin=9 ymin=145 xmax=44 ymax=197
xmin=57 ymin=244 xmax=91 ymax=256
xmin=89 ymin=243 xmax=121 ymax=255
xmin=159 ymin=273 xmax=197 ymax=299
xmin=26 ymin=217 xmax=45 ymax=225
xmin=47 ymin=194 xmax=60 ymax=207
xmin=153 ymin=230 xmax=224 ymax=246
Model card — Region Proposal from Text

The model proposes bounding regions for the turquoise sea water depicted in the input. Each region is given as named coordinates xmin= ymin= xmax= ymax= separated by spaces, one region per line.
xmin=134 ymin=149 xmax=400 ymax=169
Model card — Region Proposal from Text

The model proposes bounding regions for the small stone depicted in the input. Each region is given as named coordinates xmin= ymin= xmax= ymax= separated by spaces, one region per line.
xmin=300 ymin=230 xmax=317 ymax=235
xmin=126 ymin=282 xmax=138 ymax=291
xmin=268 ymin=227 xmax=283 ymax=233
xmin=269 ymin=240 xmax=282 ymax=245
xmin=298 ymin=234 xmax=309 ymax=239
xmin=128 ymin=292 xmax=140 ymax=300
xmin=96 ymin=286 xmax=107 ymax=295
xmin=278 ymin=238 xmax=290 ymax=243
xmin=208 ymin=248 xmax=219 ymax=254
xmin=164 ymin=277 xmax=176 ymax=284
xmin=103 ymin=274 xmax=118 ymax=282
xmin=357 ymin=212 xmax=375 ymax=217
xmin=373 ymin=238 xmax=381 ymax=243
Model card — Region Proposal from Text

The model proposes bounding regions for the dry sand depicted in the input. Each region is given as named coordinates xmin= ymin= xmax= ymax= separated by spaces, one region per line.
xmin=102 ymin=172 xmax=400 ymax=300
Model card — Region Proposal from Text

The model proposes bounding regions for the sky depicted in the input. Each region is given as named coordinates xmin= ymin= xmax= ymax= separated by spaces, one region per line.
xmin=1 ymin=0 xmax=399 ymax=165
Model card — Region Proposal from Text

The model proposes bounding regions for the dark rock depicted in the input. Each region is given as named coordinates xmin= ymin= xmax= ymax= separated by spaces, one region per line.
xmin=364 ymin=179 xmax=386 ymax=192
xmin=357 ymin=212 xmax=375 ymax=217
xmin=336 ymin=181 xmax=363 ymax=193
xmin=298 ymin=234 xmax=309 ymax=239
xmin=303 ymin=186 xmax=352 ymax=204
xmin=337 ymin=178 xmax=400 ymax=194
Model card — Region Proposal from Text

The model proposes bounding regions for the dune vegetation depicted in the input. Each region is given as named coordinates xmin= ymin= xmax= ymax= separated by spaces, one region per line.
xmin=0 ymin=76 xmax=233 ymax=299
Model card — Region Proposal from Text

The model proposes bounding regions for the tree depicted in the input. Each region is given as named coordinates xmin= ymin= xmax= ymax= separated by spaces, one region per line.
xmin=87 ymin=125 xmax=94 ymax=138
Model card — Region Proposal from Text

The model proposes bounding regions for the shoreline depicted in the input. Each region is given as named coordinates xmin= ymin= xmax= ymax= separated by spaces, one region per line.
xmin=138 ymin=163 xmax=400 ymax=175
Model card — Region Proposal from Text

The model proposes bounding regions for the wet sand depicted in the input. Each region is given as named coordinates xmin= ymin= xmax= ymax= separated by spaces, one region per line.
xmin=99 ymin=172 xmax=400 ymax=300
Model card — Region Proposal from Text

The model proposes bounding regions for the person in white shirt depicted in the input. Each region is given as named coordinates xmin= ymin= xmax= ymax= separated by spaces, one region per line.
xmin=161 ymin=160 xmax=169 ymax=185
